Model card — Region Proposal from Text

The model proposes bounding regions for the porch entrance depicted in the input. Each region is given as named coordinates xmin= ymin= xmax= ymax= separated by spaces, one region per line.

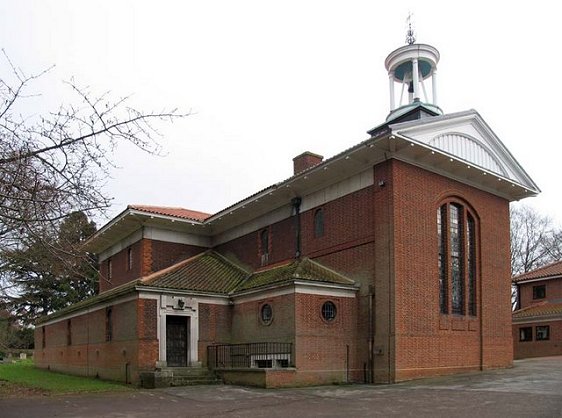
xmin=166 ymin=315 xmax=190 ymax=367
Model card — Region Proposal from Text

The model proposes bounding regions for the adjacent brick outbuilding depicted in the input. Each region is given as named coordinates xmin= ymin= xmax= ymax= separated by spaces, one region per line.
xmin=513 ymin=261 xmax=562 ymax=359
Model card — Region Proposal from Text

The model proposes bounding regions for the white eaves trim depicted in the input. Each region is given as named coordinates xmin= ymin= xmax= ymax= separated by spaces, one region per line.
xmin=232 ymin=280 xmax=358 ymax=304
xmin=136 ymin=285 xmax=231 ymax=305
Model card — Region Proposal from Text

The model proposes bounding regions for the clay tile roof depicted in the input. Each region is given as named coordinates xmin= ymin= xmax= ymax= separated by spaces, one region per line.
xmin=235 ymin=257 xmax=356 ymax=292
xmin=512 ymin=260 xmax=562 ymax=283
xmin=141 ymin=251 xmax=248 ymax=294
xmin=512 ymin=301 xmax=562 ymax=320
xmin=128 ymin=205 xmax=210 ymax=222
xmin=37 ymin=255 xmax=357 ymax=325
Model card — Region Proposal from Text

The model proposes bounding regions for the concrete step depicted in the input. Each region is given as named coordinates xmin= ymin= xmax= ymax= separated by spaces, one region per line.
xmin=165 ymin=367 xmax=216 ymax=377
xmin=170 ymin=376 xmax=221 ymax=386
xmin=140 ymin=367 xmax=221 ymax=388
xmin=166 ymin=367 xmax=221 ymax=386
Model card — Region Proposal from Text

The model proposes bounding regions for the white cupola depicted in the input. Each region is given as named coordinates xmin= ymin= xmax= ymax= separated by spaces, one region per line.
xmin=385 ymin=20 xmax=442 ymax=122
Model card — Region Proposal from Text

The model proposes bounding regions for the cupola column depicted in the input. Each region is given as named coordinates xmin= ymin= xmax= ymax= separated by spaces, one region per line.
xmin=389 ymin=73 xmax=396 ymax=110
xmin=432 ymin=70 xmax=438 ymax=106
xmin=412 ymin=58 xmax=420 ymax=101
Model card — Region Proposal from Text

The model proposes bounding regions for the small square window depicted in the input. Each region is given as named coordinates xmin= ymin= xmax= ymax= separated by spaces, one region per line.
xmin=519 ymin=327 xmax=533 ymax=342
xmin=255 ymin=359 xmax=273 ymax=368
xmin=276 ymin=359 xmax=289 ymax=368
xmin=536 ymin=326 xmax=550 ymax=341
xmin=533 ymin=285 xmax=546 ymax=299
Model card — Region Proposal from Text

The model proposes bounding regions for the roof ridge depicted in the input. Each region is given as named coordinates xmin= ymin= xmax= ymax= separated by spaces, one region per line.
xmin=305 ymin=257 xmax=356 ymax=285
xmin=141 ymin=251 xmax=209 ymax=284
xmin=210 ymin=251 xmax=252 ymax=276
xmin=253 ymin=259 xmax=296 ymax=273
xmin=231 ymin=259 xmax=294 ymax=294
xmin=293 ymin=257 xmax=307 ymax=278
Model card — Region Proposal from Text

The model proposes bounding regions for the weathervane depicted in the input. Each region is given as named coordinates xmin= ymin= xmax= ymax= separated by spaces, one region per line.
xmin=405 ymin=12 xmax=416 ymax=45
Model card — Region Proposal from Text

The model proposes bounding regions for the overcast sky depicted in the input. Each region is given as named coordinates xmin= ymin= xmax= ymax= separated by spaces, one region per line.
xmin=1 ymin=0 xmax=561 ymax=225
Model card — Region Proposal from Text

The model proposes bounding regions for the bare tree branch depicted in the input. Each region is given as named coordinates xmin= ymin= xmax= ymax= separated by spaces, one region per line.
xmin=510 ymin=205 xmax=562 ymax=310
xmin=0 ymin=52 xmax=189 ymax=297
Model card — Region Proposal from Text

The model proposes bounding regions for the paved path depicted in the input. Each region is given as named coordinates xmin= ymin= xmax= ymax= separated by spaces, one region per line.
xmin=2 ymin=357 xmax=562 ymax=417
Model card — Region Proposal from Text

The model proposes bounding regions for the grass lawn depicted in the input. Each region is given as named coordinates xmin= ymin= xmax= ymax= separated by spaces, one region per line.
xmin=0 ymin=359 xmax=132 ymax=395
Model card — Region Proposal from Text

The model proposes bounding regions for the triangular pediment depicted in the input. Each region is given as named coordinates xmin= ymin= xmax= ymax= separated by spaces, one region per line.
xmin=388 ymin=109 xmax=539 ymax=196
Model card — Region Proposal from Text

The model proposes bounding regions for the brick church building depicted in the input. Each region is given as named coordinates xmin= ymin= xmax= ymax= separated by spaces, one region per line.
xmin=512 ymin=261 xmax=562 ymax=359
xmin=35 ymin=38 xmax=539 ymax=387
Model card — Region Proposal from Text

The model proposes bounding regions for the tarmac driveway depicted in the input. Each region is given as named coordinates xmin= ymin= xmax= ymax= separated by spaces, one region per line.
xmin=2 ymin=356 xmax=562 ymax=418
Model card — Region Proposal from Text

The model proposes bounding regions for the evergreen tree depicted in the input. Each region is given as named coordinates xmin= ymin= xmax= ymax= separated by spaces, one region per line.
xmin=1 ymin=212 xmax=97 ymax=325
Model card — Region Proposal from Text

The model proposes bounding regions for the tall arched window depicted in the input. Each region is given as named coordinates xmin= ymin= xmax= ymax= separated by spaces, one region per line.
xmin=314 ymin=208 xmax=324 ymax=238
xmin=437 ymin=201 xmax=478 ymax=316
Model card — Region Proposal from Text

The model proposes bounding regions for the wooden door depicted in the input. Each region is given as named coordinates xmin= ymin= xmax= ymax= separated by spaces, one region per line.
xmin=166 ymin=315 xmax=189 ymax=367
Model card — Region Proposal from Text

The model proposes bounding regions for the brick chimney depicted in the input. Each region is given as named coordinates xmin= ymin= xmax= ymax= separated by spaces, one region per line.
xmin=293 ymin=151 xmax=323 ymax=175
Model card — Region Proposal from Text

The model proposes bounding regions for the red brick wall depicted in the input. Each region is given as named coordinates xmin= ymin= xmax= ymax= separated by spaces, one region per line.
xmin=137 ymin=299 xmax=157 ymax=340
xmin=198 ymin=303 xmax=232 ymax=364
xmin=214 ymin=160 xmax=514 ymax=384
xmin=99 ymin=240 xmax=144 ymax=292
xmin=216 ymin=232 xmax=259 ymax=271
xmin=372 ymin=160 xmax=395 ymax=383
xmin=217 ymin=185 xmax=376 ymax=272
xmin=294 ymin=293 xmax=358 ymax=384
xmin=150 ymin=240 xmax=206 ymax=272
xmin=217 ymin=218 xmax=296 ymax=271
xmin=231 ymin=294 xmax=296 ymax=344
xmin=99 ymin=239 xmax=206 ymax=292
xmin=513 ymin=320 xmax=562 ymax=359
xmin=301 ymin=186 xmax=375 ymax=258
xmin=34 ymin=297 xmax=159 ymax=385
xmin=519 ymin=279 xmax=562 ymax=308
xmin=389 ymin=160 xmax=513 ymax=380
xmin=226 ymin=292 xmax=359 ymax=386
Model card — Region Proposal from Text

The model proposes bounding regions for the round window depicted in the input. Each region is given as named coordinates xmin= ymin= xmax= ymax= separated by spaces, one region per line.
xmin=261 ymin=303 xmax=273 ymax=324
xmin=321 ymin=301 xmax=337 ymax=322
